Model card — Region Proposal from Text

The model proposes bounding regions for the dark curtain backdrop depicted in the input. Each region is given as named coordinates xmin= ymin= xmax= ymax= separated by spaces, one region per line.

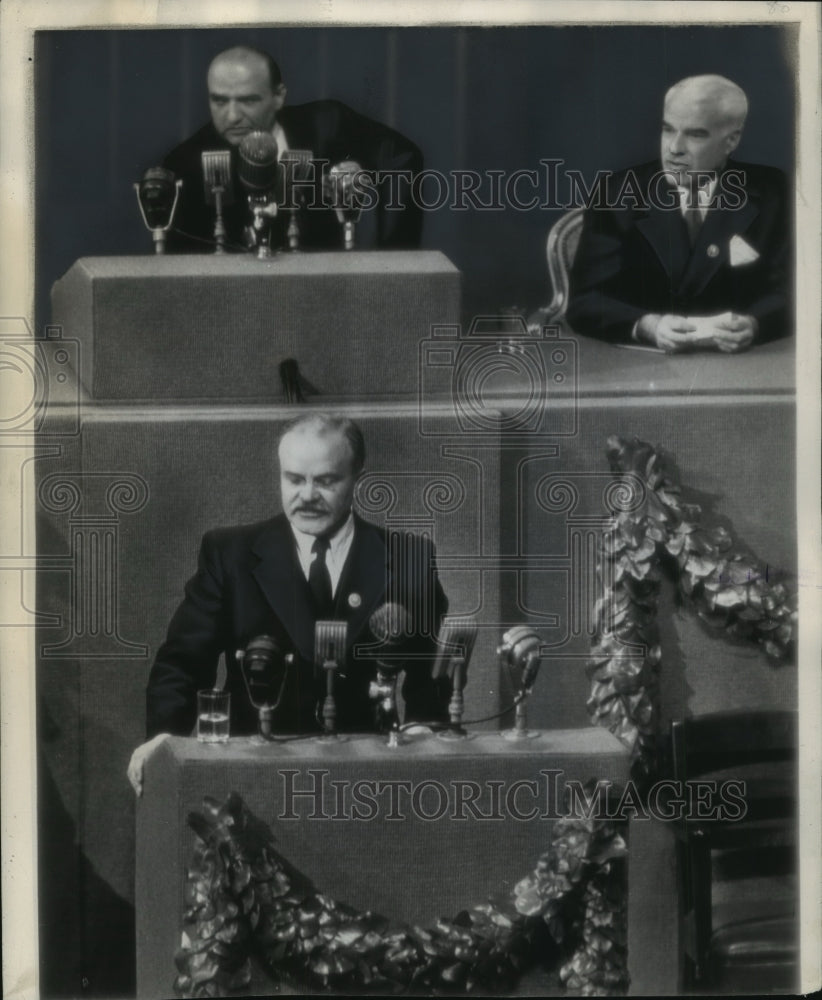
xmin=35 ymin=24 xmax=794 ymax=329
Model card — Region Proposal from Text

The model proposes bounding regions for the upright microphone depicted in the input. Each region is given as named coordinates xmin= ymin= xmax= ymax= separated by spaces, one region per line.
xmin=432 ymin=618 xmax=478 ymax=736
xmin=314 ymin=620 xmax=347 ymax=736
xmin=367 ymin=603 xmax=411 ymax=742
xmin=497 ymin=626 xmax=542 ymax=739
xmin=201 ymin=150 xmax=234 ymax=254
xmin=133 ymin=167 xmax=182 ymax=254
xmin=238 ymin=131 xmax=281 ymax=257
xmin=235 ymin=635 xmax=294 ymax=741
xmin=279 ymin=149 xmax=313 ymax=251
xmin=328 ymin=159 xmax=366 ymax=250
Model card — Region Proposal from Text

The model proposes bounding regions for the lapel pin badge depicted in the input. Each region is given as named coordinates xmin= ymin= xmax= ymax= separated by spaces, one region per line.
xmin=706 ymin=244 xmax=720 ymax=258
xmin=348 ymin=592 xmax=362 ymax=608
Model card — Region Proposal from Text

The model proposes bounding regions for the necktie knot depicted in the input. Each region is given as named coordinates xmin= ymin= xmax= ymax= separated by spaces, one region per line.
xmin=312 ymin=535 xmax=330 ymax=556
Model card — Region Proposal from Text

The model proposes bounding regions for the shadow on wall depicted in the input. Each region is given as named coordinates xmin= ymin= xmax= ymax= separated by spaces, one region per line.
xmin=38 ymin=702 xmax=136 ymax=999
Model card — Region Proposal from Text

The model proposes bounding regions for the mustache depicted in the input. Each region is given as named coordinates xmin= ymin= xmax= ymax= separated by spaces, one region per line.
xmin=291 ymin=502 xmax=329 ymax=514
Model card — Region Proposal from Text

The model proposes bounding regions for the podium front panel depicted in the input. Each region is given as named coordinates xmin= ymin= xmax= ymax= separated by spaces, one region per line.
xmin=51 ymin=252 xmax=460 ymax=401
xmin=136 ymin=731 xmax=632 ymax=999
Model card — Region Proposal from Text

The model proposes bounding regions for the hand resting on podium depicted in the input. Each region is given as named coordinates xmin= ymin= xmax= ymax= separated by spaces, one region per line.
xmin=634 ymin=311 xmax=758 ymax=353
xmin=127 ymin=733 xmax=170 ymax=797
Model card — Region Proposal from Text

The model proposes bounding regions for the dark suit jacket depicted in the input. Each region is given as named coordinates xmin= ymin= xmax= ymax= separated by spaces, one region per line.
xmin=566 ymin=160 xmax=790 ymax=344
xmin=161 ymin=100 xmax=423 ymax=252
xmin=146 ymin=513 xmax=449 ymax=737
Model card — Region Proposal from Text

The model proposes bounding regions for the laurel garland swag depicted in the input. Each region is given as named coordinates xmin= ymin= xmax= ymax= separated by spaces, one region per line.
xmin=173 ymin=435 xmax=795 ymax=997
xmin=587 ymin=435 xmax=796 ymax=777
xmin=174 ymin=792 xmax=628 ymax=997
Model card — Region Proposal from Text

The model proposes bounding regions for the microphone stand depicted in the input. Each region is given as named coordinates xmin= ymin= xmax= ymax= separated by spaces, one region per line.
xmin=497 ymin=626 xmax=542 ymax=740
xmin=315 ymin=621 xmax=347 ymax=738
xmin=201 ymin=151 xmax=233 ymax=254
xmin=280 ymin=150 xmax=313 ymax=252
xmin=235 ymin=641 xmax=294 ymax=743
xmin=248 ymin=197 xmax=277 ymax=259
xmin=431 ymin=620 xmax=477 ymax=741
xmin=133 ymin=175 xmax=182 ymax=255
xmin=369 ymin=667 xmax=401 ymax=747
xmin=328 ymin=161 xmax=365 ymax=251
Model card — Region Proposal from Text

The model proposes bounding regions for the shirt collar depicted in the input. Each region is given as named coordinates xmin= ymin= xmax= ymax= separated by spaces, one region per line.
xmin=290 ymin=511 xmax=354 ymax=561
xmin=272 ymin=121 xmax=289 ymax=155
xmin=673 ymin=175 xmax=719 ymax=208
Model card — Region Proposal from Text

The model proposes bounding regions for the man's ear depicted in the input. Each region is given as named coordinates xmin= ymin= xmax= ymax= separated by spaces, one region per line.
xmin=724 ymin=128 xmax=742 ymax=156
xmin=274 ymin=83 xmax=287 ymax=110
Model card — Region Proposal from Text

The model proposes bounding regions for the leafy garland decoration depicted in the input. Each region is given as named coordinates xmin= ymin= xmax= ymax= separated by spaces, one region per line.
xmin=174 ymin=791 xmax=628 ymax=997
xmin=587 ymin=435 xmax=796 ymax=776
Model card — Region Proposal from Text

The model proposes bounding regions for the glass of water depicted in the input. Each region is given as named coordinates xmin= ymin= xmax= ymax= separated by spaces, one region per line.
xmin=197 ymin=689 xmax=230 ymax=744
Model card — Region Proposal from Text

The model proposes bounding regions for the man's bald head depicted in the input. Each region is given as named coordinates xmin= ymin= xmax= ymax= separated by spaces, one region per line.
xmin=661 ymin=75 xmax=748 ymax=183
xmin=208 ymin=46 xmax=282 ymax=92
xmin=207 ymin=46 xmax=286 ymax=146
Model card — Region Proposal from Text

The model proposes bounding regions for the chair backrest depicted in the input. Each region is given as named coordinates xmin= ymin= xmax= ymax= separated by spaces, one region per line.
xmin=543 ymin=207 xmax=585 ymax=322
xmin=671 ymin=709 xmax=797 ymax=781
xmin=671 ymin=709 xmax=798 ymax=990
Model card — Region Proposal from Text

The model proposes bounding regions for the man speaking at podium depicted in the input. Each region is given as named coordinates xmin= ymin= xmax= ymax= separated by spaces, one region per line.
xmin=128 ymin=414 xmax=449 ymax=794
xmin=161 ymin=45 xmax=423 ymax=251
xmin=566 ymin=75 xmax=790 ymax=352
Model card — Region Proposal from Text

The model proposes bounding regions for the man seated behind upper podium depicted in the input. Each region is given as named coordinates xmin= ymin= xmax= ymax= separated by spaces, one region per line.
xmin=161 ymin=45 xmax=423 ymax=251
xmin=565 ymin=75 xmax=790 ymax=353
xmin=128 ymin=413 xmax=449 ymax=793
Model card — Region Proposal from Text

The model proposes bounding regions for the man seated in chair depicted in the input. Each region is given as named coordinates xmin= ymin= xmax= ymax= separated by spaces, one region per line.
xmin=565 ymin=75 xmax=790 ymax=353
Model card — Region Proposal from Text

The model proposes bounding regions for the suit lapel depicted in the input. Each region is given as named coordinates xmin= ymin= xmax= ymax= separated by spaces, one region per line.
xmin=251 ymin=513 xmax=389 ymax=659
xmin=677 ymin=193 xmax=760 ymax=299
xmin=334 ymin=516 xmax=389 ymax=646
xmin=251 ymin=517 xmax=316 ymax=661
xmin=636 ymin=208 xmax=691 ymax=285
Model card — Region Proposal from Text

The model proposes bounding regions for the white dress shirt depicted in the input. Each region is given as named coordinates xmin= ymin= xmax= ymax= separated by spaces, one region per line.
xmin=291 ymin=512 xmax=355 ymax=597
xmin=675 ymin=176 xmax=718 ymax=220
xmin=272 ymin=122 xmax=289 ymax=156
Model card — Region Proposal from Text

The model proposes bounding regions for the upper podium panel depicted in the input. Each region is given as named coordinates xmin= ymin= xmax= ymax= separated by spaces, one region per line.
xmin=51 ymin=251 xmax=461 ymax=402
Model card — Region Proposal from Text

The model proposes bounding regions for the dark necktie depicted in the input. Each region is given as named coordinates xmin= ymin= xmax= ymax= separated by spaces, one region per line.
xmin=684 ymin=187 xmax=706 ymax=246
xmin=308 ymin=535 xmax=333 ymax=616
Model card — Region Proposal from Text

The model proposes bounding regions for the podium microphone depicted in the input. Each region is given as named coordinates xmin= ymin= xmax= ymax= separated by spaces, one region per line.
xmin=201 ymin=150 xmax=234 ymax=254
xmin=367 ymin=603 xmax=411 ymax=741
xmin=497 ymin=626 xmax=542 ymax=738
xmin=432 ymin=618 xmax=478 ymax=735
xmin=236 ymin=635 xmax=294 ymax=741
xmin=314 ymin=620 xmax=347 ymax=736
xmin=280 ymin=149 xmax=313 ymax=251
xmin=134 ymin=166 xmax=181 ymax=254
xmin=238 ymin=131 xmax=281 ymax=257
xmin=328 ymin=159 xmax=365 ymax=250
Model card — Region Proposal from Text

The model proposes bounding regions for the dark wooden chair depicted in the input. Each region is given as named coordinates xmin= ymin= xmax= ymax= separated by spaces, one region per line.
xmin=671 ymin=709 xmax=799 ymax=994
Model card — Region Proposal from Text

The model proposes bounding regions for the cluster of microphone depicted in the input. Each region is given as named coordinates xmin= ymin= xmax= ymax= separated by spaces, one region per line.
xmin=135 ymin=134 xmax=368 ymax=256
xmin=235 ymin=604 xmax=544 ymax=745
